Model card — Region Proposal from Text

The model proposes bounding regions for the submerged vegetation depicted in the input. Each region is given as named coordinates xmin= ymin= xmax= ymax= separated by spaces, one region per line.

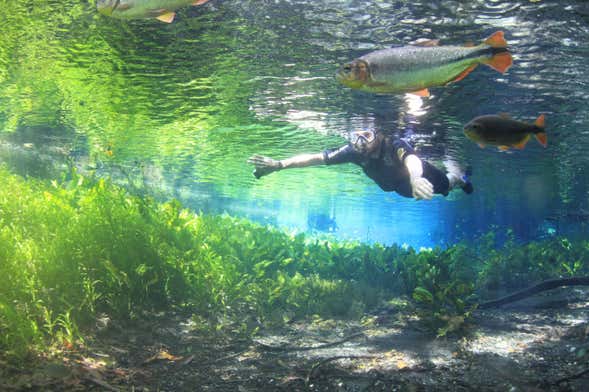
xmin=0 ymin=165 xmax=588 ymax=362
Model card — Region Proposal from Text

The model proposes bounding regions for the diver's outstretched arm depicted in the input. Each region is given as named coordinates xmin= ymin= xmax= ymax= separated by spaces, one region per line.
xmin=247 ymin=152 xmax=325 ymax=179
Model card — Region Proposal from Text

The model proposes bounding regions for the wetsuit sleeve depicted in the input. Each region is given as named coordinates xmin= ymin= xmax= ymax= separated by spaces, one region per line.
xmin=322 ymin=144 xmax=360 ymax=165
xmin=391 ymin=138 xmax=416 ymax=163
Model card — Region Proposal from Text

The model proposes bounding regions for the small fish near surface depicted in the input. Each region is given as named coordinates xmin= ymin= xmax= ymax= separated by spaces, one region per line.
xmin=463 ymin=114 xmax=547 ymax=151
xmin=336 ymin=31 xmax=512 ymax=97
xmin=97 ymin=0 xmax=211 ymax=23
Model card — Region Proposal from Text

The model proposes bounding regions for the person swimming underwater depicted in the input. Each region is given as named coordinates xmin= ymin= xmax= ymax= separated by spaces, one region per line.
xmin=248 ymin=128 xmax=473 ymax=200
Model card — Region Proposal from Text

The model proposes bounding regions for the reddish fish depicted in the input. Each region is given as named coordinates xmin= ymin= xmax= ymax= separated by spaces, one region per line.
xmin=337 ymin=31 xmax=512 ymax=96
xmin=463 ymin=114 xmax=547 ymax=151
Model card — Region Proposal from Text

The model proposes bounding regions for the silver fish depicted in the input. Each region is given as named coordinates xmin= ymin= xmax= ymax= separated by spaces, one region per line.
xmin=97 ymin=0 xmax=211 ymax=23
xmin=337 ymin=31 xmax=512 ymax=96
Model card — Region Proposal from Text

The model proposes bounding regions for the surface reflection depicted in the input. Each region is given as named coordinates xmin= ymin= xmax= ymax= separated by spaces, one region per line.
xmin=0 ymin=0 xmax=588 ymax=246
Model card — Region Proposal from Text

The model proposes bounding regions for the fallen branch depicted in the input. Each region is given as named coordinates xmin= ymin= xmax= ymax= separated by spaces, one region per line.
xmin=258 ymin=332 xmax=365 ymax=352
xmin=554 ymin=368 xmax=589 ymax=385
xmin=478 ymin=276 xmax=589 ymax=309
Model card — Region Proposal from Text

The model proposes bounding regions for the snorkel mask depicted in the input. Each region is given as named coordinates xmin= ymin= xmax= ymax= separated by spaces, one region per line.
xmin=349 ymin=129 xmax=376 ymax=151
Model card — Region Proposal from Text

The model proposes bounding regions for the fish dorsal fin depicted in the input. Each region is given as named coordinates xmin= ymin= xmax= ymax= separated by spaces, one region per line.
xmin=156 ymin=11 xmax=175 ymax=23
xmin=410 ymin=38 xmax=440 ymax=47
xmin=193 ymin=0 xmax=210 ymax=5
xmin=409 ymin=88 xmax=430 ymax=97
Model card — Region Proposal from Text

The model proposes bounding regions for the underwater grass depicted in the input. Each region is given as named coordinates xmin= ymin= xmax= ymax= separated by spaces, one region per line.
xmin=0 ymin=166 xmax=588 ymax=361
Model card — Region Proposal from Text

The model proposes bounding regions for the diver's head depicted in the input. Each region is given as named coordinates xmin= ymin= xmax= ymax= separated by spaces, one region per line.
xmin=336 ymin=59 xmax=370 ymax=89
xmin=96 ymin=0 xmax=120 ymax=15
xmin=349 ymin=129 xmax=381 ymax=154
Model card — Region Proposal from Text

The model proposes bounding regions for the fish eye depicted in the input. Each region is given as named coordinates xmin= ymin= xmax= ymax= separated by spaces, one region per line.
xmin=342 ymin=64 xmax=352 ymax=72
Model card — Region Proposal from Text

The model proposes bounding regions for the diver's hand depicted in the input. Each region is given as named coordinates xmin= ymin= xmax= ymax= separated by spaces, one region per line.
xmin=247 ymin=155 xmax=283 ymax=179
xmin=410 ymin=177 xmax=434 ymax=200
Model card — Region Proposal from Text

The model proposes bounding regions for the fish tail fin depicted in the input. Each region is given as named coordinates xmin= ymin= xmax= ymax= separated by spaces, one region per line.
xmin=534 ymin=114 xmax=545 ymax=129
xmin=482 ymin=51 xmax=513 ymax=73
xmin=534 ymin=114 xmax=547 ymax=147
xmin=536 ymin=132 xmax=547 ymax=147
xmin=483 ymin=31 xmax=508 ymax=48
xmin=481 ymin=31 xmax=512 ymax=73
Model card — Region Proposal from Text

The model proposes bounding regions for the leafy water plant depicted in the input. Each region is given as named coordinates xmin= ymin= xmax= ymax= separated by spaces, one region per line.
xmin=1 ymin=166 xmax=588 ymax=362
xmin=476 ymin=231 xmax=589 ymax=295
xmin=0 ymin=166 xmax=397 ymax=360
xmin=402 ymin=245 xmax=478 ymax=336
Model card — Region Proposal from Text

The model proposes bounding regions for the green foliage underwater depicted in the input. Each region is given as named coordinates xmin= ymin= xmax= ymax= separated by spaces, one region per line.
xmin=1 ymin=166 xmax=588 ymax=362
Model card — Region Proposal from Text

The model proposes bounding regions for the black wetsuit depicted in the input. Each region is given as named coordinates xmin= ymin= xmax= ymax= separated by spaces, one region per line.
xmin=322 ymin=138 xmax=450 ymax=198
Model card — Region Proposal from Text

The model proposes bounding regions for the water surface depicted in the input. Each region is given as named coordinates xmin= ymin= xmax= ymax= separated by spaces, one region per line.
xmin=1 ymin=0 xmax=588 ymax=247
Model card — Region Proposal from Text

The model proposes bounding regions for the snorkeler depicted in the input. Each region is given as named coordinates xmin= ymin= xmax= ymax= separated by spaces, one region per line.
xmin=247 ymin=129 xmax=473 ymax=200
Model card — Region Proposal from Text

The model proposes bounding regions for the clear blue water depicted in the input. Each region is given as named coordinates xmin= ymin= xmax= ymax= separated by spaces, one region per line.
xmin=1 ymin=0 xmax=589 ymax=248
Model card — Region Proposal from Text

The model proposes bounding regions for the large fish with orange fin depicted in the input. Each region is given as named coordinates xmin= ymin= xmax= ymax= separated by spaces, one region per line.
xmin=337 ymin=31 xmax=512 ymax=97
xmin=463 ymin=113 xmax=547 ymax=151
xmin=97 ymin=0 xmax=211 ymax=23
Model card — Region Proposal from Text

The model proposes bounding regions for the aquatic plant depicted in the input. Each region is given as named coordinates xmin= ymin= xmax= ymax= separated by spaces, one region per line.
xmin=0 ymin=166 xmax=396 ymax=359
xmin=401 ymin=244 xmax=478 ymax=336
xmin=1 ymin=166 xmax=588 ymax=362
xmin=477 ymin=231 xmax=589 ymax=294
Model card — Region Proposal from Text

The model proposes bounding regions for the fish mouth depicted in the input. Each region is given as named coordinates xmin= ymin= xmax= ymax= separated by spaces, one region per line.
xmin=463 ymin=127 xmax=478 ymax=141
xmin=463 ymin=122 xmax=483 ymax=137
xmin=336 ymin=63 xmax=352 ymax=81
